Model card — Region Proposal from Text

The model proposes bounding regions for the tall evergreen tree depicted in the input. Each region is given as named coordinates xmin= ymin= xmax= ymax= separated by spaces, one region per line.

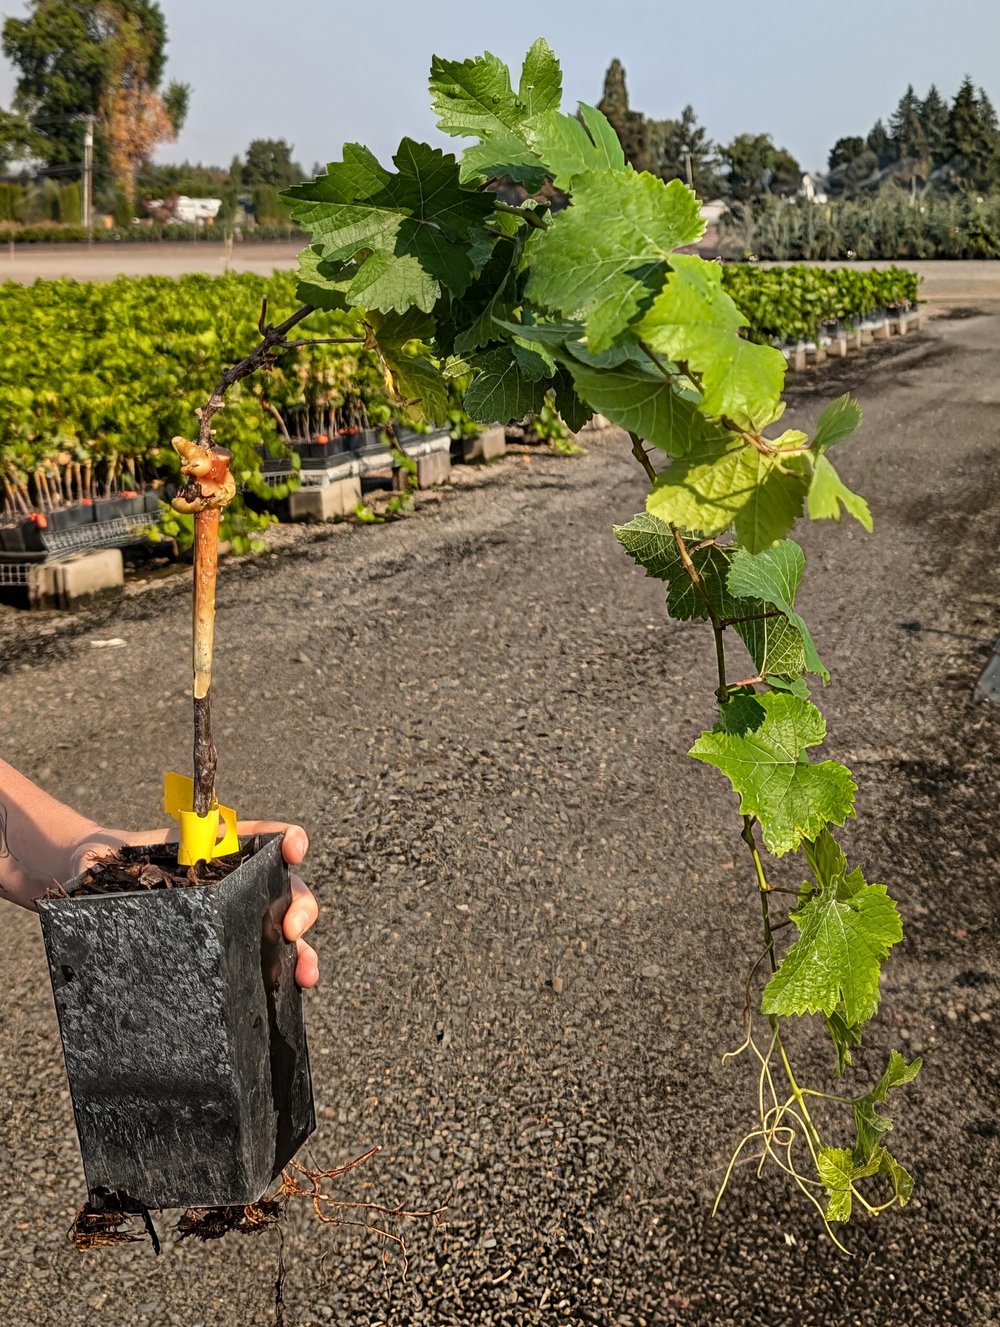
xmin=889 ymin=85 xmax=929 ymax=186
xmin=866 ymin=118 xmax=896 ymax=170
xmin=946 ymin=76 xmax=999 ymax=190
xmin=597 ymin=60 xmax=651 ymax=173
xmin=919 ymin=84 xmax=950 ymax=167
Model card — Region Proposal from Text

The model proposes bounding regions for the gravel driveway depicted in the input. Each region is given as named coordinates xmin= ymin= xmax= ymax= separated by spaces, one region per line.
xmin=1 ymin=310 xmax=998 ymax=1326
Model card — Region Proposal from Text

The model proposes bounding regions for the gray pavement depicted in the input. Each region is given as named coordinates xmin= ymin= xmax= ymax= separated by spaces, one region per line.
xmin=1 ymin=310 xmax=999 ymax=1325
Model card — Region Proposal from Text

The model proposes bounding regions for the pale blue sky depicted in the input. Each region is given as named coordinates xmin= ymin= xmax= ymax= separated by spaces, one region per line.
xmin=0 ymin=0 xmax=996 ymax=175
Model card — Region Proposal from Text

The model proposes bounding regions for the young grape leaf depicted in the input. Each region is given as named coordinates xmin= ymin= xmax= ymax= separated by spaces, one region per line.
xmin=613 ymin=514 xmax=807 ymax=677
xmin=647 ymin=434 xmax=809 ymax=553
xmin=852 ymin=1050 xmax=922 ymax=1162
xmin=464 ymin=345 xmax=548 ymax=423
xmin=524 ymin=103 xmax=627 ymax=190
xmin=817 ymin=1143 xmax=914 ymax=1222
xmin=689 ymin=692 xmax=856 ymax=855
xmin=807 ymin=454 xmax=873 ymax=531
xmin=825 ymin=1008 xmax=864 ymax=1075
xmin=526 ymin=171 xmax=705 ymax=353
xmin=726 ymin=540 xmax=828 ymax=682
xmin=612 ymin=513 xmax=742 ymax=619
xmin=637 ymin=254 xmax=787 ymax=429
xmin=430 ymin=39 xmax=562 ymax=140
xmin=817 ymin=1146 xmax=884 ymax=1222
xmin=285 ymin=140 xmax=495 ymax=310
xmin=762 ymin=861 xmax=901 ymax=1025
xmin=813 ymin=393 xmax=863 ymax=452
xmin=430 ymin=40 xmax=562 ymax=189
xmin=567 ymin=360 xmax=726 ymax=456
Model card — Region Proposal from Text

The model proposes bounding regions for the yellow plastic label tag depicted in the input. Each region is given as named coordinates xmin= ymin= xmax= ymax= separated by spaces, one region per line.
xmin=163 ymin=771 xmax=240 ymax=866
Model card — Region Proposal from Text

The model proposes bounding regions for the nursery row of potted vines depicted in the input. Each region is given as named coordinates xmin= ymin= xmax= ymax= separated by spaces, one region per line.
xmin=0 ymin=264 xmax=918 ymax=548
xmin=721 ymin=265 xmax=920 ymax=347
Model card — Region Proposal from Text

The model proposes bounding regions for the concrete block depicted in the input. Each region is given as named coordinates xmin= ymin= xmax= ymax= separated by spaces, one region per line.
xmin=790 ymin=347 xmax=807 ymax=372
xmin=810 ymin=345 xmax=828 ymax=366
xmin=287 ymin=477 xmax=361 ymax=522
xmin=852 ymin=328 xmax=864 ymax=351
xmin=873 ymin=321 xmax=890 ymax=341
xmin=860 ymin=329 xmax=874 ymax=346
xmin=29 ymin=549 xmax=124 ymax=609
xmin=833 ymin=335 xmax=848 ymax=358
xmin=416 ymin=451 xmax=451 ymax=489
xmin=462 ymin=425 xmax=506 ymax=463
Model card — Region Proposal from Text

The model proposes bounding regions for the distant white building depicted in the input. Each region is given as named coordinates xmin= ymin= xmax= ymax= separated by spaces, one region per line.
xmin=173 ymin=196 xmax=223 ymax=224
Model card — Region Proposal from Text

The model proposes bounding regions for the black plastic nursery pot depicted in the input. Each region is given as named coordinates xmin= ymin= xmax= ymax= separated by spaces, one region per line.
xmin=0 ymin=515 xmax=46 ymax=552
xmin=351 ymin=428 xmax=388 ymax=457
xmin=37 ymin=833 xmax=315 ymax=1212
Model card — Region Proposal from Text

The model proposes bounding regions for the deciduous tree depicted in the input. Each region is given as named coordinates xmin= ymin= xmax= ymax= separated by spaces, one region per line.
xmin=1 ymin=0 xmax=188 ymax=198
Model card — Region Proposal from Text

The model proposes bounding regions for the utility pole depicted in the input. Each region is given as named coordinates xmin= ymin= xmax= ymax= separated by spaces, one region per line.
xmin=83 ymin=115 xmax=94 ymax=240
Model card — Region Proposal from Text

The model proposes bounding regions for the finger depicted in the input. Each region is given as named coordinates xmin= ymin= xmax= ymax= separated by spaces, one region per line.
xmin=284 ymin=874 xmax=319 ymax=942
xmin=295 ymin=939 xmax=319 ymax=989
xmin=236 ymin=821 xmax=310 ymax=865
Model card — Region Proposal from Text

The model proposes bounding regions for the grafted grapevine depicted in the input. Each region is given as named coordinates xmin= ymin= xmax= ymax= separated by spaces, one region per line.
xmin=283 ymin=38 xmax=918 ymax=1238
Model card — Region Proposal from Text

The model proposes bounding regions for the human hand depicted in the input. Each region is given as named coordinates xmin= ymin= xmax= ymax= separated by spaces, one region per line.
xmin=70 ymin=820 xmax=319 ymax=989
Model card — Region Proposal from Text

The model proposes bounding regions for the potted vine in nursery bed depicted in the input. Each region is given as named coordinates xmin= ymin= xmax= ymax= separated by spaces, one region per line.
xmin=37 ymin=374 xmax=316 ymax=1223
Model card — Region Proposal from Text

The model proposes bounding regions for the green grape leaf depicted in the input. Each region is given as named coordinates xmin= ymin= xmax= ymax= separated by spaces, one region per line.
xmin=817 ymin=1144 xmax=914 ymax=1222
xmin=727 ymin=540 xmax=828 ymax=682
xmin=876 ymin=1150 xmax=915 ymax=1208
xmin=566 ymin=360 xmax=726 ymax=456
xmin=367 ymin=310 xmax=449 ymax=423
xmin=808 ymin=454 xmax=873 ymax=531
xmin=647 ymin=434 xmax=809 ymax=553
xmin=825 ymin=1009 xmax=864 ymax=1075
xmin=852 ymin=1051 xmax=922 ymax=1162
xmin=817 ymin=1147 xmax=884 ymax=1222
xmin=613 ymin=514 xmax=806 ymax=677
xmin=813 ymin=393 xmax=863 ymax=453
xmin=689 ymin=692 xmax=856 ymax=856
xmin=453 ymin=242 xmax=522 ymax=355
xmin=637 ymin=254 xmax=786 ymax=429
xmin=294 ymin=245 xmax=351 ymax=311
xmin=430 ymin=39 xmax=562 ymax=140
xmin=737 ymin=613 xmax=807 ymax=682
xmin=524 ymin=103 xmax=627 ymax=190
xmin=762 ymin=863 xmax=901 ymax=1025
xmin=551 ymin=365 xmax=593 ymax=433
xmin=526 ymin=171 xmax=705 ymax=353
xmin=613 ymin=513 xmax=732 ymax=619
xmin=464 ymin=345 xmax=548 ymax=423
xmin=461 ymin=134 xmax=548 ymax=189
xmin=285 ymin=139 xmax=495 ymax=308
xmin=430 ymin=40 xmax=561 ymax=189
xmin=719 ymin=690 xmax=767 ymax=735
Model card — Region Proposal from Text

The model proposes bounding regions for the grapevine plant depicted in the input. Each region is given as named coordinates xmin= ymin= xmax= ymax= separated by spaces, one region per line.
xmin=275 ymin=38 xmax=919 ymax=1238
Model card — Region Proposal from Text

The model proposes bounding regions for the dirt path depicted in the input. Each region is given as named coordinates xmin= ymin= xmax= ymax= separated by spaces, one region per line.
xmin=1 ymin=313 xmax=998 ymax=1326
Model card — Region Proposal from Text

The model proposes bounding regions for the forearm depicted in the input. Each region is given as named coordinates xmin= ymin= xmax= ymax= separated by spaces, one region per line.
xmin=0 ymin=758 xmax=99 ymax=909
